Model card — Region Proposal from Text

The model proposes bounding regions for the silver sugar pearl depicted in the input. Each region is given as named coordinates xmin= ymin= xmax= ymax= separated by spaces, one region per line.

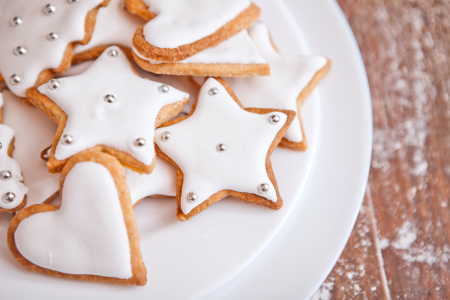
xmin=104 ymin=94 xmax=115 ymax=103
xmin=258 ymin=183 xmax=270 ymax=194
xmin=119 ymin=2 xmax=126 ymax=10
xmin=216 ymin=143 xmax=226 ymax=153
xmin=68 ymin=0 xmax=78 ymax=3
xmin=161 ymin=131 xmax=171 ymax=142
xmin=269 ymin=114 xmax=280 ymax=124
xmin=47 ymin=32 xmax=58 ymax=41
xmin=209 ymin=87 xmax=219 ymax=96
xmin=3 ymin=192 xmax=15 ymax=203
xmin=11 ymin=17 xmax=23 ymax=27
xmin=61 ymin=134 xmax=74 ymax=145
xmin=0 ymin=171 xmax=12 ymax=181
xmin=0 ymin=142 xmax=2 ymax=149
xmin=187 ymin=192 xmax=198 ymax=203
xmin=159 ymin=84 xmax=169 ymax=94
xmin=48 ymin=79 xmax=60 ymax=90
xmin=14 ymin=46 xmax=27 ymax=56
xmin=108 ymin=49 xmax=118 ymax=57
xmin=44 ymin=4 xmax=56 ymax=15
xmin=9 ymin=74 xmax=21 ymax=85
xmin=134 ymin=137 xmax=146 ymax=147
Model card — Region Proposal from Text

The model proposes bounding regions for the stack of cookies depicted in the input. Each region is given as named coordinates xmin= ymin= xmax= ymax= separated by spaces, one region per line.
xmin=0 ymin=0 xmax=331 ymax=286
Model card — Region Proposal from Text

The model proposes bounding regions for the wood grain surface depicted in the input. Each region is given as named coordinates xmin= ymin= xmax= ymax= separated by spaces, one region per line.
xmin=311 ymin=0 xmax=450 ymax=299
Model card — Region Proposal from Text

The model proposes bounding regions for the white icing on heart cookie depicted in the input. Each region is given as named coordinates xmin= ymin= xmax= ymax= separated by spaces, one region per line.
xmin=2 ymin=90 xmax=59 ymax=208
xmin=141 ymin=0 xmax=251 ymax=48
xmin=155 ymin=78 xmax=287 ymax=215
xmin=14 ymin=161 xmax=132 ymax=278
xmin=133 ymin=29 xmax=266 ymax=65
xmin=37 ymin=46 xmax=190 ymax=166
xmin=74 ymin=0 xmax=145 ymax=55
xmin=126 ymin=156 xmax=176 ymax=205
xmin=225 ymin=21 xmax=328 ymax=143
xmin=0 ymin=122 xmax=28 ymax=210
xmin=0 ymin=0 xmax=104 ymax=97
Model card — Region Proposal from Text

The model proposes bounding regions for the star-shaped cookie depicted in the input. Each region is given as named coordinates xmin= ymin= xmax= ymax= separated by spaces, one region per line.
xmin=0 ymin=0 xmax=110 ymax=98
xmin=155 ymin=77 xmax=295 ymax=221
xmin=73 ymin=0 xmax=145 ymax=64
xmin=26 ymin=46 xmax=189 ymax=174
xmin=224 ymin=22 xmax=331 ymax=151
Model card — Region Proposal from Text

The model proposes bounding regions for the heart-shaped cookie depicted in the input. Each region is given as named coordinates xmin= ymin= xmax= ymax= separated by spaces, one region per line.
xmin=7 ymin=152 xmax=147 ymax=286
xmin=129 ymin=0 xmax=260 ymax=62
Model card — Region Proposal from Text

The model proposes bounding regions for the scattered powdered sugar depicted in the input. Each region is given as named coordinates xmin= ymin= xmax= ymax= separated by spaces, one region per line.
xmin=370 ymin=6 xmax=433 ymax=180
xmin=382 ymin=221 xmax=450 ymax=266
xmin=367 ymin=0 xmax=450 ymax=281
xmin=310 ymin=282 xmax=334 ymax=300
xmin=391 ymin=222 xmax=417 ymax=250
xmin=380 ymin=238 xmax=389 ymax=250
xmin=402 ymin=245 xmax=437 ymax=265
xmin=316 ymin=0 xmax=450 ymax=295
xmin=346 ymin=271 xmax=357 ymax=281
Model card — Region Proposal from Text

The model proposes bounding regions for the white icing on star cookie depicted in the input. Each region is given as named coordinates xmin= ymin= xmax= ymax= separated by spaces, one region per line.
xmin=224 ymin=22 xmax=328 ymax=143
xmin=133 ymin=29 xmax=266 ymax=65
xmin=37 ymin=46 xmax=189 ymax=169
xmin=126 ymin=156 xmax=176 ymax=205
xmin=74 ymin=0 xmax=145 ymax=55
xmin=0 ymin=0 xmax=104 ymax=97
xmin=0 ymin=122 xmax=28 ymax=210
xmin=140 ymin=0 xmax=251 ymax=48
xmin=14 ymin=161 xmax=132 ymax=278
xmin=155 ymin=78 xmax=288 ymax=215
xmin=2 ymin=90 xmax=59 ymax=208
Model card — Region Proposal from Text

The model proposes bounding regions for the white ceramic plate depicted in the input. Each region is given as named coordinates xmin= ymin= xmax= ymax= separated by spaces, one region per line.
xmin=0 ymin=0 xmax=371 ymax=299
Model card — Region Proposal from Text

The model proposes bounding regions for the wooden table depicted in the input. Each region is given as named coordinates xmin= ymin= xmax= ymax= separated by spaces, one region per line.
xmin=312 ymin=1 xmax=450 ymax=299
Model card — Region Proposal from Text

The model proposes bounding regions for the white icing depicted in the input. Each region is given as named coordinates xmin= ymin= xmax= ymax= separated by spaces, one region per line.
xmin=141 ymin=0 xmax=251 ymax=49
xmin=155 ymin=78 xmax=287 ymax=215
xmin=0 ymin=0 xmax=104 ymax=97
xmin=0 ymin=123 xmax=28 ymax=210
xmin=126 ymin=156 xmax=176 ymax=205
xmin=2 ymin=90 xmax=59 ymax=208
xmin=0 ymin=92 xmax=3 ymax=108
xmin=133 ymin=30 xmax=266 ymax=65
xmin=224 ymin=22 xmax=328 ymax=143
xmin=14 ymin=162 xmax=132 ymax=278
xmin=74 ymin=0 xmax=144 ymax=54
xmin=37 ymin=46 xmax=189 ymax=166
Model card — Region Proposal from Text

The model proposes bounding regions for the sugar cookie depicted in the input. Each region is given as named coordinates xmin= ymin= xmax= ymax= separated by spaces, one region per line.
xmin=0 ymin=0 xmax=110 ymax=98
xmin=129 ymin=0 xmax=260 ymax=62
xmin=72 ymin=0 xmax=145 ymax=64
xmin=132 ymin=29 xmax=270 ymax=77
xmin=155 ymin=78 xmax=295 ymax=221
xmin=192 ymin=22 xmax=331 ymax=151
xmin=26 ymin=46 xmax=189 ymax=174
xmin=8 ymin=152 xmax=147 ymax=286
xmin=2 ymin=90 xmax=59 ymax=208
xmin=0 ymin=122 xmax=28 ymax=213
